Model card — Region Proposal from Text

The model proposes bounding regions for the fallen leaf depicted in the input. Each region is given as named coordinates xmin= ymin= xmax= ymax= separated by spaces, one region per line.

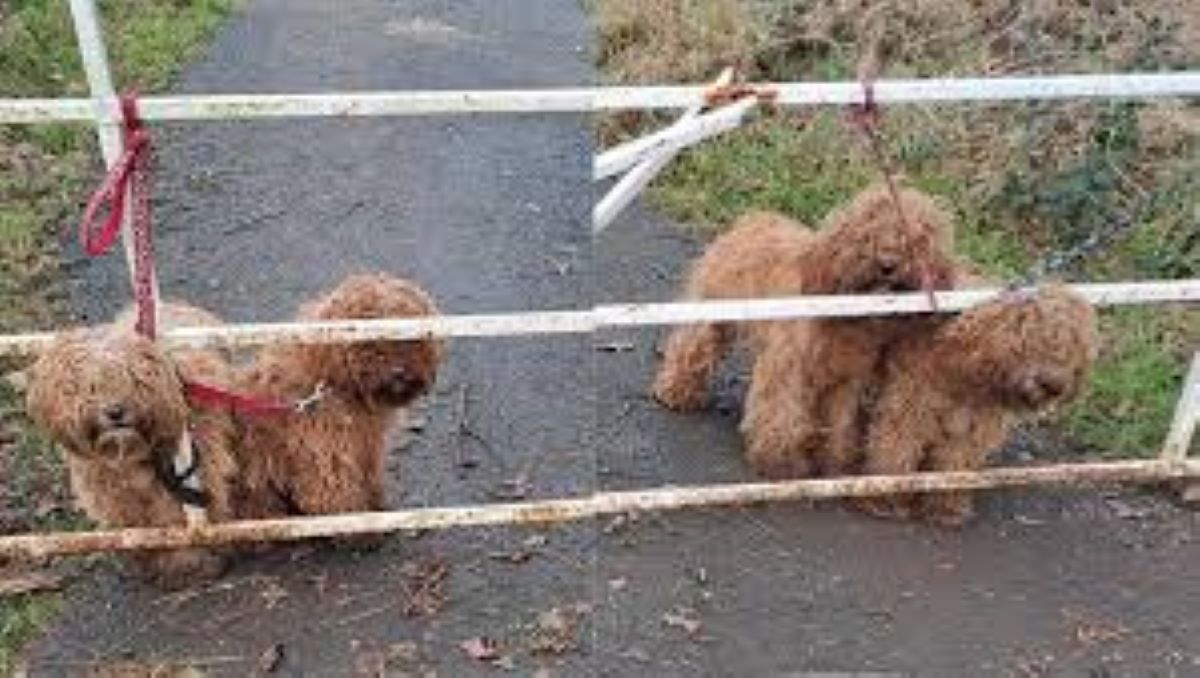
xmin=487 ymin=549 xmax=533 ymax=564
xmin=460 ymin=637 xmax=501 ymax=662
xmin=399 ymin=560 xmax=450 ymax=617
xmin=256 ymin=643 xmax=283 ymax=675
xmin=602 ymin=514 xmax=628 ymax=534
xmin=523 ymin=534 xmax=548 ymax=549
xmin=1062 ymin=607 xmax=1131 ymax=647
xmin=662 ymin=608 xmax=702 ymax=636
xmin=491 ymin=478 xmax=530 ymax=500
xmin=386 ymin=642 xmax=419 ymax=664
xmin=529 ymin=606 xmax=581 ymax=655
xmin=619 ymin=648 xmax=651 ymax=663
xmin=1105 ymin=498 xmax=1150 ymax=520
xmin=259 ymin=581 xmax=288 ymax=610
xmin=308 ymin=574 xmax=328 ymax=596
xmin=608 ymin=577 xmax=627 ymax=591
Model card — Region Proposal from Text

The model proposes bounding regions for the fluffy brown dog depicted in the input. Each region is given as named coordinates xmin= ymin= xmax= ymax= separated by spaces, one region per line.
xmin=235 ymin=273 xmax=443 ymax=519
xmin=859 ymin=284 xmax=1099 ymax=525
xmin=653 ymin=184 xmax=959 ymax=478
xmin=25 ymin=302 xmax=238 ymax=586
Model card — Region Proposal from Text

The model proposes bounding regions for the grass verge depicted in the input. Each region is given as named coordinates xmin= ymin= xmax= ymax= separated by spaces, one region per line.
xmin=0 ymin=0 xmax=236 ymax=670
xmin=595 ymin=0 xmax=1199 ymax=460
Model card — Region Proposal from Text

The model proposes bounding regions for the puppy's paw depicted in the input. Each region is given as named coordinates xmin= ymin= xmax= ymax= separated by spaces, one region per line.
xmin=651 ymin=374 xmax=708 ymax=412
xmin=747 ymin=450 xmax=815 ymax=480
xmin=920 ymin=493 xmax=975 ymax=528
xmin=130 ymin=549 xmax=229 ymax=589
xmin=851 ymin=496 xmax=916 ymax=521
xmin=330 ymin=532 xmax=389 ymax=552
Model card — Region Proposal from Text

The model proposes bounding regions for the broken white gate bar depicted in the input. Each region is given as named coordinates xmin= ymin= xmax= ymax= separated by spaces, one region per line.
xmin=594 ymin=68 xmax=737 ymax=181
xmin=1 ymin=458 xmax=1197 ymax=559
xmin=0 ymin=280 xmax=1196 ymax=357
xmin=594 ymin=69 xmax=745 ymax=232
xmin=2 ymin=73 xmax=1200 ymax=124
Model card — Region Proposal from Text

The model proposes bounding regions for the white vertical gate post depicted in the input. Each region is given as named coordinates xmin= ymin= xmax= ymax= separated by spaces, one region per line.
xmin=66 ymin=0 xmax=162 ymax=311
xmin=1161 ymin=352 xmax=1200 ymax=462
xmin=1161 ymin=352 xmax=1200 ymax=504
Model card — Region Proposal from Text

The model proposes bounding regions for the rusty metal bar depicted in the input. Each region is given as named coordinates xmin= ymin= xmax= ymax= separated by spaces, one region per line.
xmin=1 ymin=459 xmax=1195 ymax=560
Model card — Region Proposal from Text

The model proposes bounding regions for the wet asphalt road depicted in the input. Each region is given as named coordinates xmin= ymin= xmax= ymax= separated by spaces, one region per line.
xmin=23 ymin=1 xmax=1200 ymax=675
xmin=32 ymin=1 xmax=597 ymax=675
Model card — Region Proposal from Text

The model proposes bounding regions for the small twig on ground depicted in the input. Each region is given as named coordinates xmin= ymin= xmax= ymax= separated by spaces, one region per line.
xmin=451 ymin=383 xmax=481 ymax=477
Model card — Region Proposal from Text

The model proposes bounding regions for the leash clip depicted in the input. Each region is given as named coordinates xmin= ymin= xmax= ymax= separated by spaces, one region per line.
xmin=294 ymin=381 xmax=329 ymax=414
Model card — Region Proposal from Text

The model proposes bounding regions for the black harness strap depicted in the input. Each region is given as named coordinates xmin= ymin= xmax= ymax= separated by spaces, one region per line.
xmin=154 ymin=434 xmax=211 ymax=508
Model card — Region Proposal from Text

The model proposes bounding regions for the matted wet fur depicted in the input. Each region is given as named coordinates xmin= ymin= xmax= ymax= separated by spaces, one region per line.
xmin=652 ymin=183 xmax=959 ymax=478
xmin=235 ymin=273 xmax=443 ymax=520
xmin=25 ymin=302 xmax=238 ymax=587
xmin=857 ymin=284 xmax=1099 ymax=526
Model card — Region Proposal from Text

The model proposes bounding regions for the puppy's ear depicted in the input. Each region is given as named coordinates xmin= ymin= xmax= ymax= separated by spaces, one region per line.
xmin=25 ymin=350 xmax=81 ymax=450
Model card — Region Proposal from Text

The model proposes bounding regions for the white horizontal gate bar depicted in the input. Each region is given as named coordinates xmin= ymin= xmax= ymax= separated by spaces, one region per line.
xmin=1 ymin=73 xmax=1198 ymax=124
xmin=0 ymin=280 xmax=1196 ymax=356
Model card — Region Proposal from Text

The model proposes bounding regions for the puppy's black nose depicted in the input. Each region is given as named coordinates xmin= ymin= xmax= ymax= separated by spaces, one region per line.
xmin=102 ymin=403 xmax=128 ymax=425
xmin=879 ymin=258 xmax=899 ymax=277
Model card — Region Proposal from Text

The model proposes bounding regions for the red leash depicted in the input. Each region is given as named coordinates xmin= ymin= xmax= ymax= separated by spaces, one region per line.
xmin=183 ymin=380 xmax=298 ymax=417
xmin=847 ymin=80 xmax=941 ymax=310
xmin=78 ymin=92 xmax=158 ymax=338
xmin=77 ymin=95 xmax=302 ymax=420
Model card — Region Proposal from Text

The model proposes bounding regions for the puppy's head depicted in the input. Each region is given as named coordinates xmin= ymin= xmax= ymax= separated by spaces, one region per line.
xmin=804 ymin=183 xmax=958 ymax=296
xmin=26 ymin=328 xmax=189 ymax=466
xmin=298 ymin=273 xmax=443 ymax=408
xmin=947 ymin=285 xmax=1099 ymax=411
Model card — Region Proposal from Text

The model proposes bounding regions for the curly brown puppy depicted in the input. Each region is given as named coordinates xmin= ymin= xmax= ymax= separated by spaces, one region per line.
xmin=859 ymin=284 xmax=1099 ymax=526
xmin=25 ymin=302 xmax=238 ymax=587
xmin=652 ymin=184 xmax=959 ymax=478
xmin=236 ymin=273 xmax=443 ymax=519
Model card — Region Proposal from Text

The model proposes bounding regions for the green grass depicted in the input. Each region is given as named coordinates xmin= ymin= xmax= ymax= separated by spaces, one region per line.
xmin=0 ymin=0 xmax=237 ymax=671
xmin=1065 ymin=308 xmax=1197 ymax=458
xmin=0 ymin=593 xmax=62 ymax=674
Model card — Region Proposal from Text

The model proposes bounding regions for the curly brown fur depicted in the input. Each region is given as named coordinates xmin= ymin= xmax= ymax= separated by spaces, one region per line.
xmin=236 ymin=273 xmax=443 ymax=520
xmin=858 ymin=284 xmax=1099 ymax=526
xmin=25 ymin=302 xmax=238 ymax=587
xmin=652 ymin=184 xmax=959 ymax=478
